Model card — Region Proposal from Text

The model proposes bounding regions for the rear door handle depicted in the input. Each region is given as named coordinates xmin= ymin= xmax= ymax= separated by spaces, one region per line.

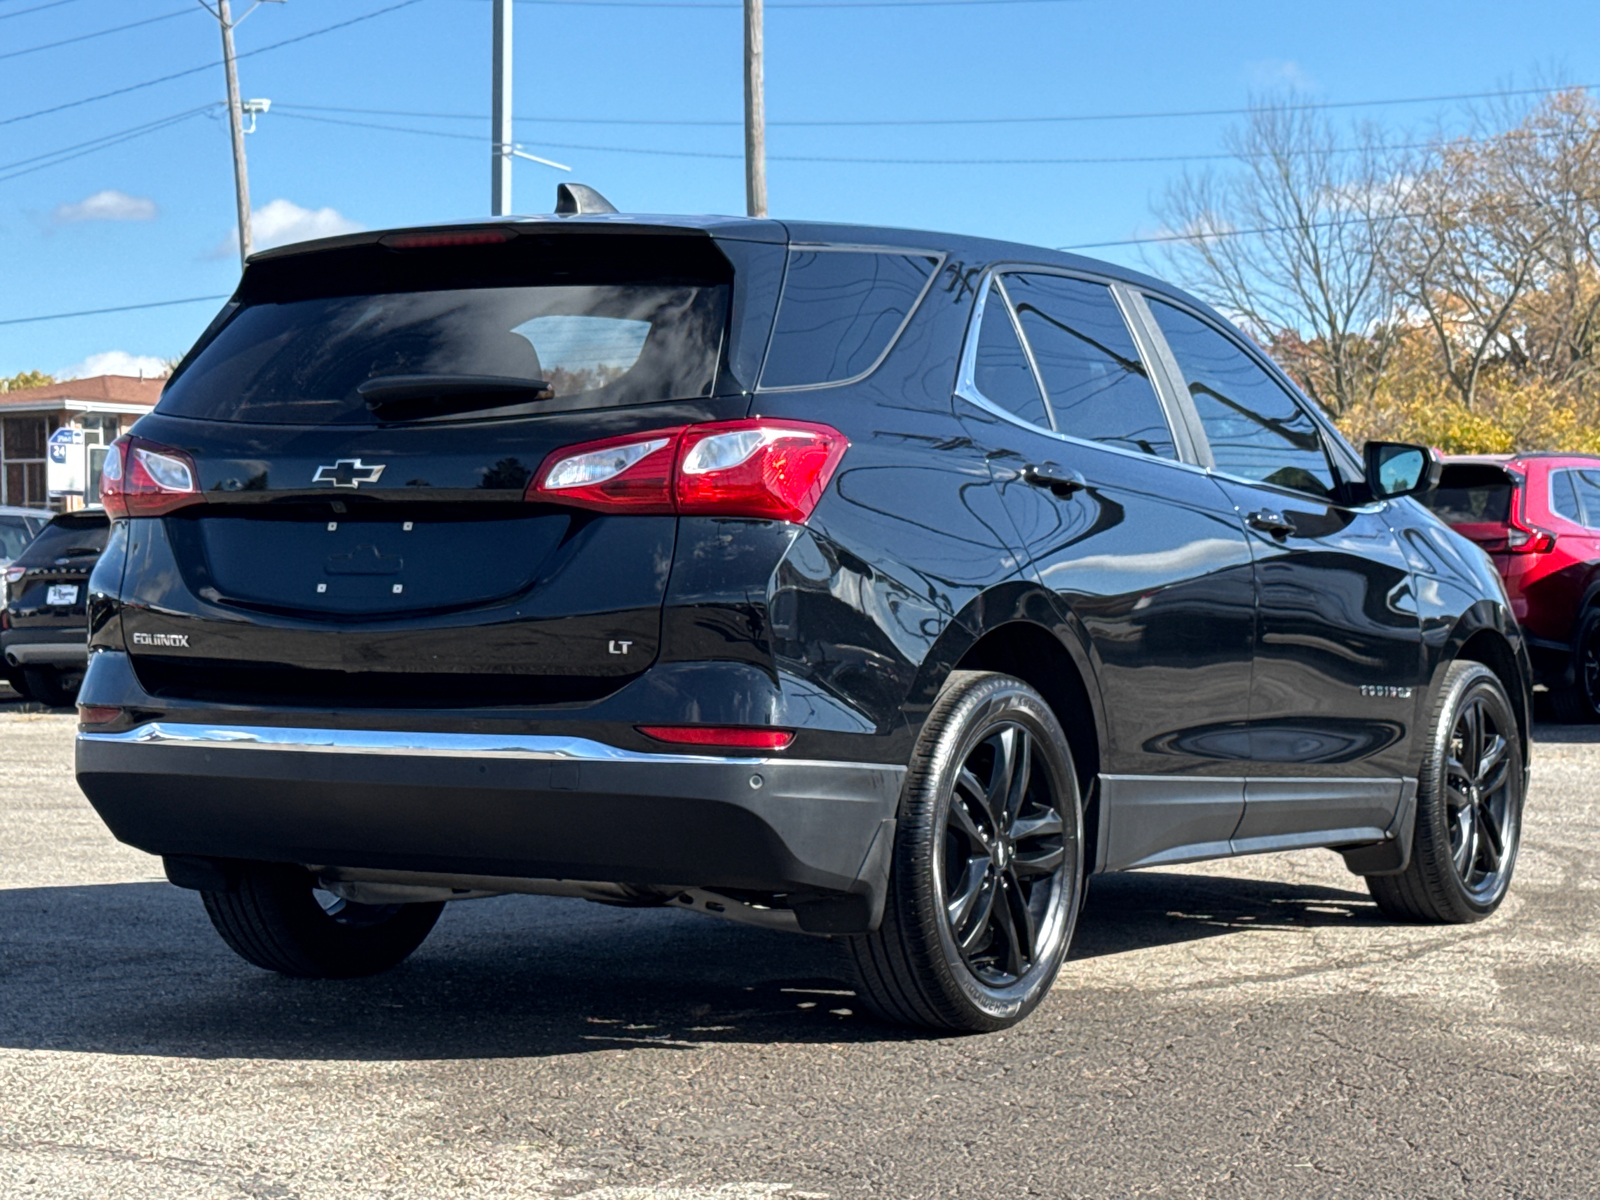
xmin=1246 ymin=509 xmax=1295 ymax=538
xmin=1022 ymin=462 xmax=1087 ymax=496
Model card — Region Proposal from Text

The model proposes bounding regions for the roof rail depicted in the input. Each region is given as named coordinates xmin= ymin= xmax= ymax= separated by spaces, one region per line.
xmin=555 ymin=183 xmax=618 ymax=216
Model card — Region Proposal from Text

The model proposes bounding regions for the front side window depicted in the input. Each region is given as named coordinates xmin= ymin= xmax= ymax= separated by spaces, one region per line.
xmin=969 ymin=283 xmax=1051 ymax=430
xmin=1147 ymin=298 xmax=1336 ymax=499
xmin=759 ymin=249 xmax=938 ymax=388
xmin=1002 ymin=273 xmax=1175 ymax=460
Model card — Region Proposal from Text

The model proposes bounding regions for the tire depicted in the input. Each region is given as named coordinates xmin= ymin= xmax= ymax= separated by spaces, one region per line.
xmin=1546 ymin=608 xmax=1600 ymax=723
xmin=201 ymin=862 xmax=444 ymax=978
xmin=1366 ymin=661 xmax=1524 ymax=923
xmin=843 ymin=671 xmax=1084 ymax=1032
xmin=22 ymin=666 xmax=77 ymax=708
xmin=3 ymin=668 xmax=31 ymax=701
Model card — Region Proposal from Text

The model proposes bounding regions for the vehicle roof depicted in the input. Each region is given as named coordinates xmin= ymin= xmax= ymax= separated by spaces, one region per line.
xmin=1440 ymin=452 xmax=1600 ymax=471
xmin=245 ymin=211 xmax=1186 ymax=300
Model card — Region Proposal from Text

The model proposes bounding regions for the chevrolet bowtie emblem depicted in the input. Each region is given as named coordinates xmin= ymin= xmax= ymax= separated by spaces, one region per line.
xmin=313 ymin=459 xmax=387 ymax=488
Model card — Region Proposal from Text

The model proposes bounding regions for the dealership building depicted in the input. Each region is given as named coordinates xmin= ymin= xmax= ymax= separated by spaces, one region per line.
xmin=0 ymin=374 xmax=162 ymax=511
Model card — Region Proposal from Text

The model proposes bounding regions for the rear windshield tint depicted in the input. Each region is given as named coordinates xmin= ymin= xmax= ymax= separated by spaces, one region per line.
xmin=759 ymin=249 xmax=939 ymax=389
xmin=1425 ymin=465 xmax=1514 ymax=524
xmin=159 ymin=234 xmax=731 ymax=426
xmin=17 ymin=512 xmax=108 ymax=566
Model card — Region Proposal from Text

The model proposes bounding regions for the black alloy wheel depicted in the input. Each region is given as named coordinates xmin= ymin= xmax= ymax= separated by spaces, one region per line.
xmin=1367 ymin=661 xmax=1524 ymax=922
xmin=1547 ymin=608 xmax=1600 ymax=723
xmin=845 ymin=671 xmax=1083 ymax=1032
xmin=201 ymin=862 xmax=445 ymax=978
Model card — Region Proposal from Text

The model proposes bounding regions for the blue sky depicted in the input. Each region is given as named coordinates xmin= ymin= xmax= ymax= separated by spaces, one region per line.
xmin=1 ymin=0 xmax=1596 ymax=378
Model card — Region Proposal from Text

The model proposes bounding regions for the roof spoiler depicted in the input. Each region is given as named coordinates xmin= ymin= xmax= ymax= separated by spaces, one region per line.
xmin=555 ymin=183 xmax=618 ymax=215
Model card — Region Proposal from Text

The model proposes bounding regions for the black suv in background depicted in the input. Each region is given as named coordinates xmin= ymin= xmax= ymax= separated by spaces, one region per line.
xmin=75 ymin=194 xmax=1530 ymax=1031
xmin=3 ymin=507 xmax=109 ymax=705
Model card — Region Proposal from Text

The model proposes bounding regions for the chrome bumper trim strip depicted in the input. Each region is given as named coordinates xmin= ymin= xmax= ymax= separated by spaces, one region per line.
xmin=78 ymin=721 xmax=904 ymax=774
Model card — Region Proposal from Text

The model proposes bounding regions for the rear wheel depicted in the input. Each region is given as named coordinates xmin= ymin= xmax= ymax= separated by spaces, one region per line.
xmin=22 ymin=666 xmax=78 ymax=708
xmin=843 ymin=671 xmax=1083 ymax=1032
xmin=1367 ymin=662 xmax=1524 ymax=923
xmin=201 ymin=862 xmax=444 ymax=978
xmin=1546 ymin=608 xmax=1600 ymax=723
xmin=2 ymin=668 xmax=31 ymax=701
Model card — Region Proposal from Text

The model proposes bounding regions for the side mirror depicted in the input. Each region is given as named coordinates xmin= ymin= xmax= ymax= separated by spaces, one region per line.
xmin=1364 ymin=441 xmax=1441 ymax=500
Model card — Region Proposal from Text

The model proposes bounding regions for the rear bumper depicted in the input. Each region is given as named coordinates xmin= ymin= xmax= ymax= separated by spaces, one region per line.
xmin=3 ymin=636 xmax=88 ymax=668
xmin=76 ymin=721 xmax=904 ymax=933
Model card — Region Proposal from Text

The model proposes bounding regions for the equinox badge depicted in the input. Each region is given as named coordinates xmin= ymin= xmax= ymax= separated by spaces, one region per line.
xmin=313 ymin=459 xmax=387 ymax=488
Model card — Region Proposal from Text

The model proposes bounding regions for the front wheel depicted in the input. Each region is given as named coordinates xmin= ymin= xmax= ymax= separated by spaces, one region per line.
xmin=1366 ymin=662 xmax=1524 ymax=923
xmin=201 ymin=862 xmax=444 ymax=978
xmin=843 ymin=671 xmax=1084 ymax=1032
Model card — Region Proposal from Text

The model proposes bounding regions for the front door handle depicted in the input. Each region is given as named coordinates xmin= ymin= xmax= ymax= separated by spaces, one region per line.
xmin=1246 ymin=509 xmax=1295 ymax=538
xmin=1022 ymin=461 xmax=1087 ymax=497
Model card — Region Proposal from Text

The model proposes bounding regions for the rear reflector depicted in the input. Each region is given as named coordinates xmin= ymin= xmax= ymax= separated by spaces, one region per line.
xmin=381 ymin=229 xmax=514 ymax=249
xmin=101 ymin=436 xmax=203 ymax=519
xmin=637 ymin=725 xmax=795 ymax=750
xmin=77 ymin=706 xmax=122 ymax=726
xmin=529 ymin=420 xmax=848 ymax=523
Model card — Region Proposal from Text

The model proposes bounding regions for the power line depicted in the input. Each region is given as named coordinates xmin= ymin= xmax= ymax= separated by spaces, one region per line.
xmin=497 ymin=0 xmax=1102 ymax=6
xmin=0 ymin=105 xmax=217 ymax=184
xmin=0 ymin=295 xmax=230 ymax=328
xmin=0 ymin=0 xmax=87 ymax=21
xmin=271 ymin=110 xmax=1550 ymax=168
xmin=276 ymin=82 xmax=1598 ymax=130
xmin=0 ymin=0 xmax=427 ymax=129
xmin=0 ymin=7 xmax=195 ymax=63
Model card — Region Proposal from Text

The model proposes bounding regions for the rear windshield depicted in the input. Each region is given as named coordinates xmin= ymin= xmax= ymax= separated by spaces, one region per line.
xmin=0 ymin=515 xmax=36 ymax=561
xmin=17 ymin=512 xmax=108 ymax=566
xmin=1425 ymin=464 xmax=1514 ymax=524
xmin=159 ymin=234 xmax=731 ymax=426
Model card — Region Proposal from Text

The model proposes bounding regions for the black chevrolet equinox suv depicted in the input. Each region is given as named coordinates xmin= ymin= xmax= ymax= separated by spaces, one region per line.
xmin=76 ymin=190 xmax=1532 ymax=1031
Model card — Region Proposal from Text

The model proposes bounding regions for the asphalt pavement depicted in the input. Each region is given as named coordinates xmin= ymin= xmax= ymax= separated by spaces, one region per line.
xmin=2 ymin=689 xmax=1597 ymax=1199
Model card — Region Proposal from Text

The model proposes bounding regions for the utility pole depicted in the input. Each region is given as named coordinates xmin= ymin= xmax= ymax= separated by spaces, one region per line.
xmin=491 ymin=0 xmax=513 ymax=215
xmin=743 ymin=0 xmax=766 ymax=218
xmin=200 ymin=0 xmax=280 ymax=270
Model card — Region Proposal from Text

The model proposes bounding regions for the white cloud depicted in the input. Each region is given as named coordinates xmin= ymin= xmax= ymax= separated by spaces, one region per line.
xmin=56 ymin=351 xmax=170 ymax=381
xmin=1246 ymin=59 xmax=1319 ymax=92
xmin=53 ymin=189 xmax=158 ymax=224
xmin=209 ymin=198 xmax=363 ymax=258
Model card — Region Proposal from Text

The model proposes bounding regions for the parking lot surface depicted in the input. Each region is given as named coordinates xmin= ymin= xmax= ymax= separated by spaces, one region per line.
xmin=2 ymin=697 xmax=1598 ymax=1199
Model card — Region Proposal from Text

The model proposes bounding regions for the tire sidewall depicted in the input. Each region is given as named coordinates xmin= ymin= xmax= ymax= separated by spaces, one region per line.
xmin=1420 ymin=664 xmax=1524 ymax=918
xmin=909 ymin=675 xmax=1083 ymax=1026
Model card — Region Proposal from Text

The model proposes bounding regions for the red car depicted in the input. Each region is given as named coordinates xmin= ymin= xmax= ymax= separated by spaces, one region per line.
xmin=1425 ymin=453 xmax=1600 ymax=720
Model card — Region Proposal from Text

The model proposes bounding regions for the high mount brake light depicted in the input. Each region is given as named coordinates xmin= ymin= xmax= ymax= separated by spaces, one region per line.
xmin=101 ymin=435 xmax=203 ymax=519
xmin=381 ymin=229 xmax=514 ymax=249
xmin=528 ymin=420 xmax=848 ymax=522
xmin=637 ymin=725 xmax=795 ymax=750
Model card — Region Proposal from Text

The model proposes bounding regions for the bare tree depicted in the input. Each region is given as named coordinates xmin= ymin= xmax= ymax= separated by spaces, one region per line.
xmin=1155 ymin=100 xmax=1409 ymax=417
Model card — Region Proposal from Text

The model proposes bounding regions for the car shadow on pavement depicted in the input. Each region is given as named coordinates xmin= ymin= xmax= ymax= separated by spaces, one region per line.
xmin=0 ymin=868 xmax=1380 ymax=1060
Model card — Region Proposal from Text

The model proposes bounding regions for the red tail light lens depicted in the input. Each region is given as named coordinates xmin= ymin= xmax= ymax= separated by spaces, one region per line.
xmin=101 ymin=435 xmax=203 ymax=519
xmin=527 ymin=420 xmax=848 ymax=523
xmin=1507 ymin=524 xmax=1557 ymax=553
xmin=638 ymin=725 xmax=795 ymax=750
xmin=676 ymin=420 xmax=849 ymax=522
xmin=77 ymin=705 xmax=122 ymax=727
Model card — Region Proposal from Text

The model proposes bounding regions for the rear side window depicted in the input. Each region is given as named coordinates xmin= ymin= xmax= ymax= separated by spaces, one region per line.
xmin=17 ymin=513 xmax=108 ymax=566
xmin=1147 ymin=298 xmax=1336 ymax=498
xmin=0 ymin=516 xmax=35 ymax=560
xmin=1426 ymin=465 xmax=1515 ymax=524
xmin=1002 ymin=273 xmax=1175 ymax=460
xmin=1550 ymin=469 xmax=1582 ymax=523
xmin=970 ymin=284 xmax=1051 ymax=429
xmin=1569 ymin=470 xmax=1600 ymax=529
xmin=759 ymin=249 xmax=938 ymax=389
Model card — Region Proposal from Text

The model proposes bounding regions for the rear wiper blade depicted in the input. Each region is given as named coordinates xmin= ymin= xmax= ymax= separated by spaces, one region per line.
xmin=358 ymin=374 xmax=554 ymax=420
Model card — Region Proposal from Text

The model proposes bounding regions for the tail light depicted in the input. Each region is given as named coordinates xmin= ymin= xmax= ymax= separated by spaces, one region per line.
xmin=1506 ymin=487 xmax=1557 ymax=554
xmin=3 ymin=567 xmax=22 ymax=586
xmin=638 ymin=725 xmax=795 ymax=750
xmin=529 ymin=420 xmax=848 ymax=523
xmin=101 ymin=436 xmax=203 ymax=519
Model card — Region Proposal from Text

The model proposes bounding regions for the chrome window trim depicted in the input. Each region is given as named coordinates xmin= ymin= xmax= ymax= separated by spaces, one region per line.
xmin=755 ymin=245 xmax=949 ymax=394
xmin=953 ymin=267 xmax=1211 ymax=478
xmin=77 ymin=721 xmax=906 ymax=775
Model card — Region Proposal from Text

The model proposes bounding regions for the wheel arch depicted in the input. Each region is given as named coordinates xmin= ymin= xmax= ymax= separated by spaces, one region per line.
xmin=1439 ymin=605 xmax=1533 ymax=769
